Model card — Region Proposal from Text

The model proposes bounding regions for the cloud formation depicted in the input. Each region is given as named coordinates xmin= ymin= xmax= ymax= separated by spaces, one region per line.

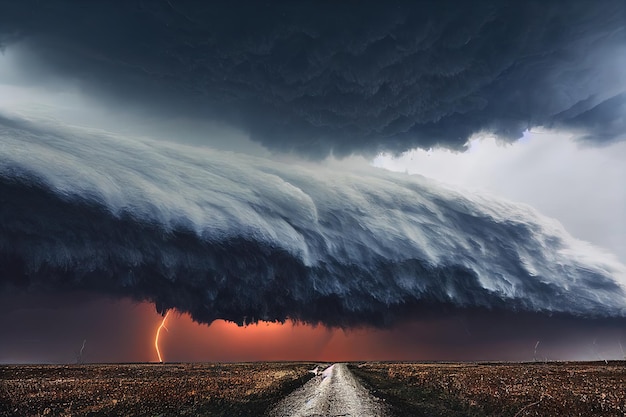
xmin=0 ymin=0 xmax=624 ymax=156
xmin=1 ymin=115 xmax=625 ymax=327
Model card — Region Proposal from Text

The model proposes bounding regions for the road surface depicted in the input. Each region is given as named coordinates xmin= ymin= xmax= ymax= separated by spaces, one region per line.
xmin=268 ymin=363 xmax=389 ymax=417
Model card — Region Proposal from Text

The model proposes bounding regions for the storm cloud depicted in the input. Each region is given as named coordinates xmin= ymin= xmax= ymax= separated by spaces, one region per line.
xmin=1 ymin=115 xmax=625 ymax=327
xmin=0 ymin=0 xmax=624 ymax=156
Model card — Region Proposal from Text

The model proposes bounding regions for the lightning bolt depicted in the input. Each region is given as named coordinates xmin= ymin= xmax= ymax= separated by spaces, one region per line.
xmin=155 ymin=310 xmax=170 ymax=363
xmin=76 ymin=339 xmax=87 ymax=364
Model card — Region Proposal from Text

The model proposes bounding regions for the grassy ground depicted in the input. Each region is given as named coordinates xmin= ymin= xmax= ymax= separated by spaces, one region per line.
xmin=0 ymin=362 xmax=317 ymax=417
xmin=349 ymin=361 xmax=626 ymax=417
xmin=4 ymin=361 xmax=625 ymax=416
xmin=350 ymin=364 xmax=486 ymax=417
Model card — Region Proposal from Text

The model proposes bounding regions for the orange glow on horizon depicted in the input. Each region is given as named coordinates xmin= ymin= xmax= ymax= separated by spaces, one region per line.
xmin=149 ymin=310 xmax=440 ymax=362
xmin=154 ymin=310 xmax=170 ymax=363
xmin=145 ymin=302 xmax=620 ymax=363
xmin=1 ymin=295 xmax=621 ymax=363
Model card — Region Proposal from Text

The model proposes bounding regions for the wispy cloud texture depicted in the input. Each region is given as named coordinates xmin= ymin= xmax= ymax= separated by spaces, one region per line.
xmin=1 ymin=115 xmax=624 ymax=326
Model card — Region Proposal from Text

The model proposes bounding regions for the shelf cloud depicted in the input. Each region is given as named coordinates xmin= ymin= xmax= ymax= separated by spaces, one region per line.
xmin=2 ymin=115 xmax=624 ymax=327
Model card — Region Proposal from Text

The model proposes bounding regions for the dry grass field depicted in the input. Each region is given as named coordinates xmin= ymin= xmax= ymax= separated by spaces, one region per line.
xmin=2 ymin=361 xmax=625 ymax=416
xmin=350 ymin=361 xmax=626 ymax=417
xmin=0 ymin=362 xmax=315 ymax=416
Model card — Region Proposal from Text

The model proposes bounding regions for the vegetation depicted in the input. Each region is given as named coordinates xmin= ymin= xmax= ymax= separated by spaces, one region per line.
xmin=350 ymin=361 xmax=626 ymax=417
xmin=0 ymin=362 xmax=316 ymax=417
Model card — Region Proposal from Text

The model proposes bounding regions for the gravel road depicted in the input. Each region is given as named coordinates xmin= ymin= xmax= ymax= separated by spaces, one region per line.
xmin=268 ymin=363 xmax=390 ymax=417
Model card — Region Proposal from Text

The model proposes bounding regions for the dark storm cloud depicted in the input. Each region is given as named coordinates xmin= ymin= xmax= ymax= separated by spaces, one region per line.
xmin=1 ymin=115 xmax=625 ymax=327
xmin=0 ymin=0 xmax=624 ymax=156
xmin=555 ymin=92 xmax=626 ymax=144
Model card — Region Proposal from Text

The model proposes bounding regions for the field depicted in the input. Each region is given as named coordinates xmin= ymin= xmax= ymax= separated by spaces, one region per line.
xmin=350 ymin=361 xmax=626 ymax=417
xmin=2 ymin=361 xmax=626 ymax=416
xmin=0 ymin=362 xmax=316 ymax=416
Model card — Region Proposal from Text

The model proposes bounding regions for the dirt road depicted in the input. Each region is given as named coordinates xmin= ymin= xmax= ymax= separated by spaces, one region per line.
xmin=268 ymin=363 xmax=389 ymax=417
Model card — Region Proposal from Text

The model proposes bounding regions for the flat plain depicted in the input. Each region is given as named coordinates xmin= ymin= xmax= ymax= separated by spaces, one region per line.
xmin=0 ymin=362 xmax=316 ymax=416
xmin=1 ymin=361 xmax=625 ymax=416
xmin=351 ymin=361 xmax=626 ymax=417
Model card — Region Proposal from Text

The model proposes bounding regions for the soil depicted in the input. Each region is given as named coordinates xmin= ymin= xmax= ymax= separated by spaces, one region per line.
xmin=349 ymin=361 xmax=626 ymax=417
xmin=268 ymin=363 xmax=389 ymax=417
xmin=0 ymin=362 xmax=315 ymax=417
xmin=3 ymin=361 xmax=625 ymax=416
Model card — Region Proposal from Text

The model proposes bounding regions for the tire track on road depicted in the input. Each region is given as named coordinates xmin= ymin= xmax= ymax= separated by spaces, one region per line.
xmin=268 ymin=363 xmax=390 ymax=417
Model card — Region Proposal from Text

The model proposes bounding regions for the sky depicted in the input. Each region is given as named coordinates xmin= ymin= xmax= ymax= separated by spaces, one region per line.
xmin=0 ymin=0 xmax=625 ymax=364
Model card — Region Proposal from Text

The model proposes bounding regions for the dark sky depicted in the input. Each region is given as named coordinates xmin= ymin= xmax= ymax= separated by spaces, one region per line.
xmin=0 ymin=0 xmax=625 ymax=363
xmin=2 ymin=292 xmax=625 ymax=364
xmin=1 ymin=0 xmax=625 ymax=156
